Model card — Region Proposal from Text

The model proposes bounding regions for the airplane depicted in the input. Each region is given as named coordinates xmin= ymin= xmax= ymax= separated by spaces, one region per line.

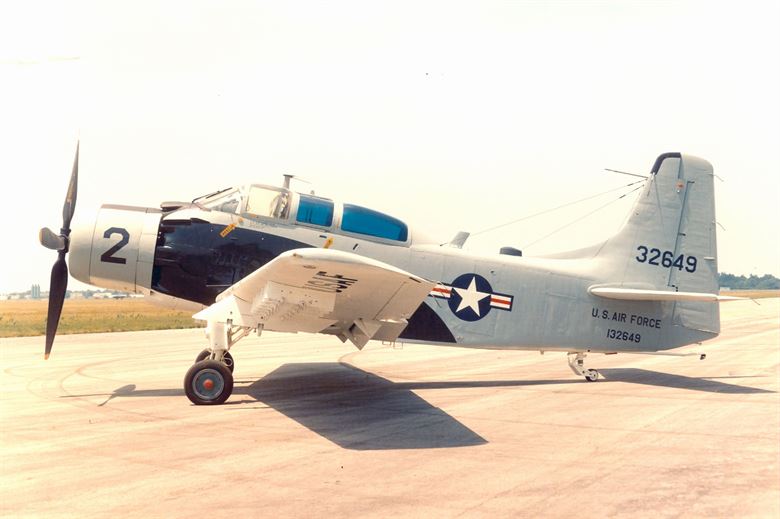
xmin=40 ymin=146 xmax=740 ymax=405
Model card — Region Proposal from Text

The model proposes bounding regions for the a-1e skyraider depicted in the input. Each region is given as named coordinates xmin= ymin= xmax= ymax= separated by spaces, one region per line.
xmin=40 ymin=148 xmax=739 ymax=405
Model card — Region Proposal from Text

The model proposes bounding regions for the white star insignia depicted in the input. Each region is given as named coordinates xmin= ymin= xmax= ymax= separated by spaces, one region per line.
xmin=454 ymin=277 xmax=490 ymax=316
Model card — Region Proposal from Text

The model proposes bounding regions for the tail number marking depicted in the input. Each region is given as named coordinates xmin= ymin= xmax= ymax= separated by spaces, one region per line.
xmin=636 ymin=245 xmax=697 ymax=272
xmin=607 ymin=329 xmax=641 ymax=343
xmin=100 ymin=227 xmax=130 ymax=265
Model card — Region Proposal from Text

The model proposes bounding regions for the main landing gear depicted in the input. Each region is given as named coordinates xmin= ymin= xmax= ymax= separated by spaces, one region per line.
xmin=184 ymin=360 xmax=233 ymax=405
xmin=195 ymin=349 xmax=234 ymax=372
xmin=568 ymin=352 xmax=600 ymax=382
xmin=184 ymin=320 xmax=253 ymax=405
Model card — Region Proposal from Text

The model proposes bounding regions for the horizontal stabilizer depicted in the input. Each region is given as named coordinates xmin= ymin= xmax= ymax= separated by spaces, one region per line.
xmin=588 ymin=286 xmax=745 ymax=302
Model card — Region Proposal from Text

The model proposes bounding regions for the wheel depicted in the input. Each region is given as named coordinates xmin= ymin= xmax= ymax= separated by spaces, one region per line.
xmin=584 ymin=369 xmax=599 ymax=382
xmin=184 ymin=360 xmax=234 ymax=405
xmin=195 ymin=349 xmax=234 ymax=373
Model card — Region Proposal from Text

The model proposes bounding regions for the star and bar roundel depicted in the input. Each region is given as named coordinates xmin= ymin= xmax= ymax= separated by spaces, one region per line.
xmin=429 ymin=273 xmax=514 ymax=322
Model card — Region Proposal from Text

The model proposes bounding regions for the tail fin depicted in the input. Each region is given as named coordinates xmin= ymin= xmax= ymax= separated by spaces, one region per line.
xmin=594 ymin=153 xmax=720 ymax=334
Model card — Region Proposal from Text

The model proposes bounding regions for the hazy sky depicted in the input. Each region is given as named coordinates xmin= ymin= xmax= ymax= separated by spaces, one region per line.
xmin=1 ymin=1 xmax=779 ymax=294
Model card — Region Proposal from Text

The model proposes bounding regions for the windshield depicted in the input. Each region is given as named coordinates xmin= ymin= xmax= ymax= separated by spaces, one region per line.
xmin=199 ymin=188 xmax=242 ymax=214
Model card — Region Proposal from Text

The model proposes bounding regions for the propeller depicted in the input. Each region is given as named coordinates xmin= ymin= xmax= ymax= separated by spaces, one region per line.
xmin=39 ymin=142 xmax=79 ymax=359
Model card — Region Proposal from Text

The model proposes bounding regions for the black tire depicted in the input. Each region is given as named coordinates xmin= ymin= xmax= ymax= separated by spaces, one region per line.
xmin=184 ymin=360 xmax=234 ymax=405
xmin=194 ymin=349 xmax=235 ymax=373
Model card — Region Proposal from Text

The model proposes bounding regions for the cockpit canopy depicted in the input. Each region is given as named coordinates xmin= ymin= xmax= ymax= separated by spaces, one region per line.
xmin=194 ymin=184 xmax=409 ymax=243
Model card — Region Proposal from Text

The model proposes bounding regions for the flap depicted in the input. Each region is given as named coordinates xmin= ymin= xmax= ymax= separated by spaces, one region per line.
xmin=194 ymin=248 xmax=436 ymax=347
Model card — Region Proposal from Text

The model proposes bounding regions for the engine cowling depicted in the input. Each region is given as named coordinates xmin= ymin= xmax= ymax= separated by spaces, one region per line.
xmin=69 ymin=205 xmax=162 ymax=293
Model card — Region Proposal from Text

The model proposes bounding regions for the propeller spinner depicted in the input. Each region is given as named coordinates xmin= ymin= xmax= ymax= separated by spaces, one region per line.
xmin=39 ymin=143 xmax=79 ymax=359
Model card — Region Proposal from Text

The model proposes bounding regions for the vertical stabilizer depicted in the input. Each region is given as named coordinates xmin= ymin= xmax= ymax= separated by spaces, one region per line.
xmin=595 ymin=153 xmax=719 ymax=334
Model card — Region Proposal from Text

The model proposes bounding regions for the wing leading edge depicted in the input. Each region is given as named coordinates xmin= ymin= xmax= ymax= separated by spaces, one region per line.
xmin=194 ymin=248 xmax=436 ymax=348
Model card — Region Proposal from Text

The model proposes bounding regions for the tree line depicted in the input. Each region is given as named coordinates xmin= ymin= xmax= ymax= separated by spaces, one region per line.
xmin=719 ymin=273 xmax=780 ymax=290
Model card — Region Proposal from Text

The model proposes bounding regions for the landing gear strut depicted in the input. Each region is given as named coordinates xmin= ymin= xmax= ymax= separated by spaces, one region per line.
xmin=195 ymin=349 xmax=235 ymax=373
xmin=568 ymin=352 xmax=599 ymax=382
xmin=184 ymin=320 xmax=253 ymax=405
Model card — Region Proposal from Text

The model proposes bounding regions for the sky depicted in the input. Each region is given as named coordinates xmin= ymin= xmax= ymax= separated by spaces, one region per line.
xmin=1 ymin=1 xmax=779 ymax=294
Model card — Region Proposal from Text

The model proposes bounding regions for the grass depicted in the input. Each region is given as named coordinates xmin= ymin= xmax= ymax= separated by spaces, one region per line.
xmin=0 ymin=299 xmax=204 ymax=338
xmin=722 ymin=289 xmax=780 ymax=299
xmin=2 ymin=290 xmax=776 ymax=339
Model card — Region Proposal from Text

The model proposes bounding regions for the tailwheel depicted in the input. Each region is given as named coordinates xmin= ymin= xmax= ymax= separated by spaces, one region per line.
xmin=184 ymin=360 xmax=234 ymax=405
xmin=195 ymin=349 xmax=235 ymax=373
xmin=567 ymin=352 xmax=600 ymax=382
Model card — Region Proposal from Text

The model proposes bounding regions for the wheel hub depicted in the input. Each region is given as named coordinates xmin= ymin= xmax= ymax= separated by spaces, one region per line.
xmin=192 ymin=369 xmax=224 ymax=400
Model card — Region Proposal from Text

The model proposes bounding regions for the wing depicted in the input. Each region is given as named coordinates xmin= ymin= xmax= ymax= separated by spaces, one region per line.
xmin=193 ymin=248 xmax=435 ymax=348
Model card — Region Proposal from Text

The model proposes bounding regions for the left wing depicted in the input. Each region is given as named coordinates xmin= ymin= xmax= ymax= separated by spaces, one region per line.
xmin=194 ymin=248 xmax=435 ymax=348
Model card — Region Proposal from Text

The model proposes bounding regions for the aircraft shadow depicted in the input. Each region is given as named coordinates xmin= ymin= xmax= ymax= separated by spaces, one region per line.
xmin=61 ymin=365 xmax=772 ymax=450
xmin=599 ymin=368 xmax=774 ymax=394
xmin=245 ymin=362 xmax=490 ymax=450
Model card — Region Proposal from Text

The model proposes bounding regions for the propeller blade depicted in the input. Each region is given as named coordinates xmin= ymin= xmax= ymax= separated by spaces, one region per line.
xmin=39 ymin=227 xmax=66 ymax=251
xmin=45 ymin=253 xmax=68 ymax=359
xmin=43 ymin=142 xmax=79 ymax=359
xmin=62 ymin=142 xmax=79 ymax=232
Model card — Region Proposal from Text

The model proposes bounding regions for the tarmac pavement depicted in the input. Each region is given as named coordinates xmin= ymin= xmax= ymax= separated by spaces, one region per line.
xmin=1 ymin=299 xmax=778 ymax=518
